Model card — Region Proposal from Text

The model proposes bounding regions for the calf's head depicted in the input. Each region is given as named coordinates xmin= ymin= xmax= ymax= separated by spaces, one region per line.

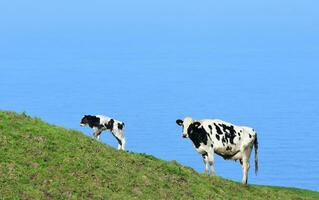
xmin=80 ymin=115 xmax=99 ymax=128
xmin=80 ymin=115 xmax=90 ymax=126
xmin=176 ymin=117 xmax=194 ymax=138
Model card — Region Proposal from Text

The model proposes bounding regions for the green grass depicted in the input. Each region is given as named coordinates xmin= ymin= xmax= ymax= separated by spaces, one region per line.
xmin=0 ymin=111 xmax=318 ymax=199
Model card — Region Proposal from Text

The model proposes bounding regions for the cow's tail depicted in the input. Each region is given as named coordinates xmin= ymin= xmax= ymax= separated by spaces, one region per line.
xmin=254 ymin=133 xmax=258 ymax=175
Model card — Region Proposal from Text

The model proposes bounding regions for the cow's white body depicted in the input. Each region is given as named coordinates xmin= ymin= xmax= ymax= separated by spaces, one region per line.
xmin=176 ymin=117 xmax=258 ymax=185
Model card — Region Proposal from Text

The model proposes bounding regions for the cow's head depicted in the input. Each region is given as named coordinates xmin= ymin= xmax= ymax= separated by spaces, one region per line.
xmin=80 ymin=115 xmax=99 ymax=128
xmin=176 ymin=117 xmax=194 ymax=138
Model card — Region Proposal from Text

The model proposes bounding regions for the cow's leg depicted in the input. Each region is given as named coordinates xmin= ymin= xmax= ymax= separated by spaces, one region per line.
xmin=242 ymin=147 xmax=252 ymax=185
xmin=208 ymin=152 xmax=215 ymax=176
xmin=202 ymin=154 xmax=209 ymax=175
xmin=242 ymin=159 xmax=249 ymax=185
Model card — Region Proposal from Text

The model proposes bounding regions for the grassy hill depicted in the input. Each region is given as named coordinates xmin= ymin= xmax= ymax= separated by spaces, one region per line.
xmin=0 ymin=111 xmax=318 ymax=200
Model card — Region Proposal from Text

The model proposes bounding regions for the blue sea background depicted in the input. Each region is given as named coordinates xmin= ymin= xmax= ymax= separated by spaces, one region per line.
xmin=1 ymin=0 xmax=318 ymax=191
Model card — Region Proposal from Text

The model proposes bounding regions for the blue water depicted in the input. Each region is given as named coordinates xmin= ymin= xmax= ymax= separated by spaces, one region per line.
xmin=1 ymin=57 xmax=318 ymax=191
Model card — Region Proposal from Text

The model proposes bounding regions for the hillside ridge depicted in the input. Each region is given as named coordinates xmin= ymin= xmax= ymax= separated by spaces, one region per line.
xmin=0 ymin=111 xmax=318 ymax=199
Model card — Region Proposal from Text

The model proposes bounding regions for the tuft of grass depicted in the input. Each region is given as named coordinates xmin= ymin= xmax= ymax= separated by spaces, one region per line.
xmin=0 ymin=110 xmax=318 ymax=199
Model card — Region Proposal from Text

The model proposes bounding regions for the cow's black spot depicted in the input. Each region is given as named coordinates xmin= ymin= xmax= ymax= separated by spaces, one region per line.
xmin=202 ymin=152 xmax=208 ymax=158
xmin=238 ymin=132 xmax=241 ymax=136
xmin=222 ymin=136 xmax=226 ymax=144
xmin=214 ymin=123 xmax=237 ymax=144
xmin=249 ymin=134 xmax=252 ymax=138
xmin=219 ymin=124 xmax=236 ymax=144
xmin=211 ymin=144 xmax=214 ymax=148
xmin=206 ymin=125 xmax=213 ymax=141
xmin=187 ymin=122 xmax=209 ymax=148
xmin=220 ymin=124 xmax=236 ymax=134
xmin=239 ymin=137 xmax=241 ymax=140
xmin=214 ymin=123 xmax=224 ymax=135
xmin=215 ymin=134 xmax=220 ymax=141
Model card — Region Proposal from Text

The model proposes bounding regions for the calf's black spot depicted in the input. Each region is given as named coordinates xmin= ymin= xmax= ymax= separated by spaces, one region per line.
xmin=107 ymin=119 xmax=114 ymax=130
xmin=118 ymin=122 xmax=124 ymax=130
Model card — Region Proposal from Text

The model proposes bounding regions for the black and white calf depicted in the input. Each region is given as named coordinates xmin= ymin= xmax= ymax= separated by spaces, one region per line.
xmin=176 ymin=117 xmax=258 ymax=185
xmin=80 ymin=115 xmax=126 ymax=150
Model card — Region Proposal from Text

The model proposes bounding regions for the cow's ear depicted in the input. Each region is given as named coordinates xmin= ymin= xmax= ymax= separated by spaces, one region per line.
xmin=193 ymin=122 xmax=201 ymax=128
xmin=176 ymin=119 xmax=183 ymax=126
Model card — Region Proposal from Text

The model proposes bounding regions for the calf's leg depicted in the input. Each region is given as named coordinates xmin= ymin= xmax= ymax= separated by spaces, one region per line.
xmin=118 ymin=138 xmax=126 ymax=150
xmin=93 ymin=128 xmax=102 ymax=140
xmin=112 ymin=130 xmax=126 ymax=150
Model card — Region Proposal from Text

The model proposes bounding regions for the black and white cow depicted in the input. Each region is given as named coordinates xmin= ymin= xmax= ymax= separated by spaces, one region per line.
xmin=176 ymin=117 xmax=258 ymax=185
xmin=80 ymin=115 xmax=126 ymax=150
